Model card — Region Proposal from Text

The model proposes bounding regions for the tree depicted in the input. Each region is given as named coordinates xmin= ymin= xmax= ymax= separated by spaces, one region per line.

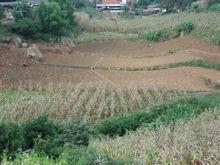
xmin=12 ymin=1 xmax=33 ymax=21
xmin=159 ymin=0 xmax=196 ymax=12
xmin=0 ymin=6 xmax=4 ymax=20
xmin=37 ymin=2 xmax=70 ymax=36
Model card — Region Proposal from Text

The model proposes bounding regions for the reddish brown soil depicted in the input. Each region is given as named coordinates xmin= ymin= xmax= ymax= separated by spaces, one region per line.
xmin=1 ymin=37 xmax=220 ymax=91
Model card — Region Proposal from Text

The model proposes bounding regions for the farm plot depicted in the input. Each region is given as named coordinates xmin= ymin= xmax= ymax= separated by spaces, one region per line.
xmin=0 ymin=85 xmax=184 ymax=123
xmin=0 ymin=37 xmax=220 ymax=91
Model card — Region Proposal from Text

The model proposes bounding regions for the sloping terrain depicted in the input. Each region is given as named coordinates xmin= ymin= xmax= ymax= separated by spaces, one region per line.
xmin=0 ymin=37 xmax=220 ymax=91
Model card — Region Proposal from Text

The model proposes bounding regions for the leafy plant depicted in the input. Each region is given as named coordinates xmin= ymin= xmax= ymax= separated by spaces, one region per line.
xmin=176 ymin=21 xmax=194 ymax=34
xmin=24 ymin=116 xmax=59 ymax=150
xmin=209 ymin=3 xmax=220 ymax=11
xmin=0 ymin=6 xmax=4 ymax=20
xmin=145 ymin=30 xmax=169 ymax=42
xmin=95 ymin=111 xmax=151 ymax=137
xmin=0 ymin=122 xmax=24 ymax=158
xmin=95 ymin=93 xmax=220 ymax=137
xmin=57 ymin=119 xmax=91 ymax=146
xmin=37 ymin=2 xmax=70 ymax=36
xmin=12 ymin=1 xmax=33 ymax=21
xmin=10 ymin=18 xmax=41 ymax=38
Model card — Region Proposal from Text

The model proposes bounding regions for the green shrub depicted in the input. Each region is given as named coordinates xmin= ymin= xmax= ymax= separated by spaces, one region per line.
xmin=95 ymin=93 xmax=220 ymax=137
xmin=37 ymin=2 xmax=71 ymax=36
xmin=208 ymin=0 xmax=220 ymax=6
xmin=0 ymin=6 xmax=4 ymax=20
xmin=1 ymin=151 xmax=58 ymax=164
xmin=0 ymin=122 xmax=24 ymax=158
xmin=10 ymin=0 xmax=79 ymax=38
xmin=145 ymin=30 xmax=169 ymax=42
xmin=209 ymin=3 xmax=220 ymax=11
xmin=12 ymin=2 xmax=32 ymax=21
xmin=176 ymin=21 xmax=194 ymax=34
xmin=24 ymin=116 xmax=59 ymax=150
xmin=56 ymin=119 xmax=91 ymax=146
xmin=60 ymin=144 xmax=88 ymax=164
xmin=10 ymin=18 xmax=41 ymax=38
xmin=95 ymin=111 xmax=152 ymax=137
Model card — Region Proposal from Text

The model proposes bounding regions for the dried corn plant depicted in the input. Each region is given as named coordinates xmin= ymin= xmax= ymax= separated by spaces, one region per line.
xmin=0 ymin=82 xmax=185 ymax=123
xmin=90 ymin=109 xmax=220 ymax=164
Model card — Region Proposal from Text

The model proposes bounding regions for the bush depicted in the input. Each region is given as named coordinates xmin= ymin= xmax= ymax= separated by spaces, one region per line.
xmin=176 ymin=21 xmax=194 ymax=35
xmin=0 ymin=6 xmax=4 ymax=20
xmin=12 ymin=2 xmax=32 ymax=21
xmin=24 ymin=116 xmax=59 ymax=150
xmin=208 ymin=0 xmax=220 ymax=6
xmin=56 ymin=119 xmax=91 ymax=146
xmin=209 ymin=3 xmax=220 ymax=11
xmin=0 ymin=122 xmax=24 ymax=158
xmin=60 ymin=145 xmax=89 ymax=164
xmin=37 ymin=2 xmax=71 ymax=36
xmin=95 ymin=93 xmax=220 ymax=137
xmin=145 ymin=30 xmax=169 ymax=42
xmin=95 ymin=111 xmax=151 ymax=137
xmin=10 ymin=18 xmax=41 ymax=38
xmin=211 ymin=35 xmax=220 ymax=45
xmin=10 ymin=0 xmax=79 ymax=39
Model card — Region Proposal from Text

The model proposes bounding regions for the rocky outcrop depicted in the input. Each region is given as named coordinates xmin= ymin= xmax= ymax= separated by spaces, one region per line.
xmin=27 ymin=44 xmax=43 ymax=62
xmin=61 ymin=37 xmax=75 ymax=48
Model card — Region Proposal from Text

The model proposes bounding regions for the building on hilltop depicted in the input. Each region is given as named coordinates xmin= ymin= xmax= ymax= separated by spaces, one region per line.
xmin=96 ymin=0 xmax=127 ymax=13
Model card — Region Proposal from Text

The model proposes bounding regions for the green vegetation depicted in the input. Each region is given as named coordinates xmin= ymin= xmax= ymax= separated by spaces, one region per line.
xmin=176 ymin=21 xmax=194 ymax=34
xmin=145 ymin=30 xmax=169 ymax=42
xmin=1 ymin=92 xmax=219 ymax=164
xmin=0 ymin=122 xmax=24 ymax=159
xmin=209 ymin=3 xmax=220 ymax=11
xmin=0 ymin=6 xmax=4 ymax=20
xmin=166 ymin=59 xmax=220 ymax=70
xmin=74 ymin=32 xmax=138 ymax=43
xmin=9 ymin=0 xmax=79 ymax=39
xmin=211 ymin=34 xmax=220 ymax=45
xmin=91 ymin=109 xmax=220 ymax=164
xmin=0 ymin=116 xmax=92 ymax=161
xmin=95 ymin=92 xmax=220 ymax=137
xmin=160 ymin=0 xmax=195 ymax=12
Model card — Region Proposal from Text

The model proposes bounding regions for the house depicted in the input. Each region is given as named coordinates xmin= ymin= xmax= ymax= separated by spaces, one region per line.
xmin=143 ymin=4 xmax=162 ymax=15
xmin=96 ymin=0 xmax=126 ymax=13
xmin=0 ymin=0 xmax=18 ymax=7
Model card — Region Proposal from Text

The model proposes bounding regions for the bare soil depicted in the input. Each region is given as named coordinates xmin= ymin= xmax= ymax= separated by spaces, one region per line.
xmin=0 ymin=36 xmax=220 ymax=91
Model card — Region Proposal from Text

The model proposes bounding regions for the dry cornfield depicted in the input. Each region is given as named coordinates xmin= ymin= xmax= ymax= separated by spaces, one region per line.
xmin=0 ymin=83 xmax=185 ymax=123
xmin=86 ymin=12 xmax=220 ymax=37
xmin=91 ymin=109 xmax=220 ymax=164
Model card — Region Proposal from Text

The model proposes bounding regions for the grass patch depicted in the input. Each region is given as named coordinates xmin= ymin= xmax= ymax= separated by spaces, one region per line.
xmin=145 ymin=30 xmax=169 ymax=42
xmin=167 ymin=59 xmax=220 ymax=70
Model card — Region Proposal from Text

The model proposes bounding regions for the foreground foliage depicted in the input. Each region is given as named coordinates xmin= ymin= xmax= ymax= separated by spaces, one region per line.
xmin=0 ymin=91 xmax=219 ymax=164
xmin=95 ymin=92 xmax=220 ymax=136
xmin=91 ymin=109 xmax=220 ymax=164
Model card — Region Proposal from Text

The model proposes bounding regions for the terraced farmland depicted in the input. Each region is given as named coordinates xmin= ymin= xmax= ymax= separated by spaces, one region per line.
xmin=0 ymin=84 xmax=184 ymax=123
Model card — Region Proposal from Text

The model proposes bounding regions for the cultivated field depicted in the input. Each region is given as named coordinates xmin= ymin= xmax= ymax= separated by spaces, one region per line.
xmin=1 ymin=36 xmax=220 ymax=91
xmin=0 ymin=9 xmax=220 ymax=164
